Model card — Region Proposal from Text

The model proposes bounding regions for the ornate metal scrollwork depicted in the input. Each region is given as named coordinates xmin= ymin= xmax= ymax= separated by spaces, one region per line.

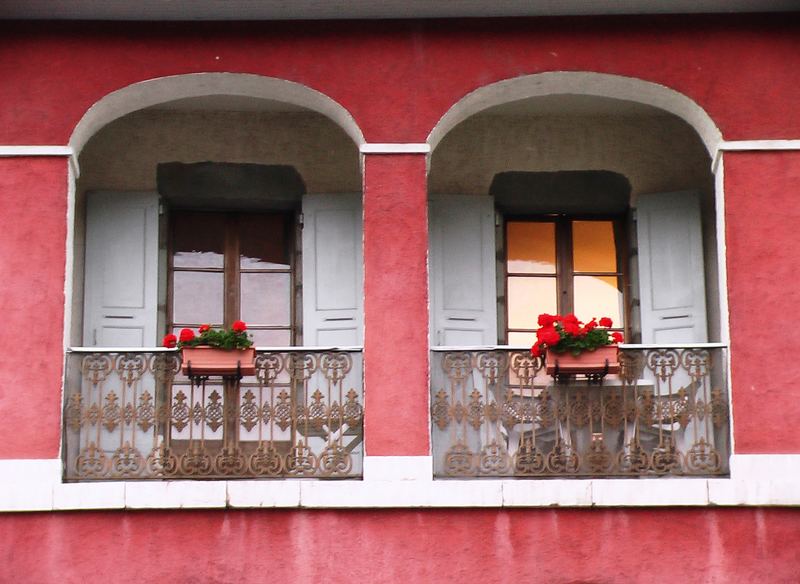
xmin=319 ymin=445 xmax=352 ymax=477
xmin=64 ymin=349 xmax=364 ymax=480
xmin=249 ymin=444 xmax=284 ymax=476
xmin=82 ymin=354 xmax=113 ymax=385
xmin=476 ymin=351 xmax=508 ymax=386
xmin=431 ymin=347 xmax=730 ymax=479
xmin=647 ymin=349 xmax=680 ymax=382
xmin=320 ymin=352 xmax=352 ymax=383
xmin=478 ymin=441 xmax=511 ymax=475
xmin=444 ymin=443 xmax=475 ymax=476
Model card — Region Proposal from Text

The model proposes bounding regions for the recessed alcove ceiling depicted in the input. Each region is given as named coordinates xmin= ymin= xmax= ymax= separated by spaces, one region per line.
xmin=477 ymin=95 xmax=671 ymax=118
xmin=144 ymin=95 xmax=308 ymax=114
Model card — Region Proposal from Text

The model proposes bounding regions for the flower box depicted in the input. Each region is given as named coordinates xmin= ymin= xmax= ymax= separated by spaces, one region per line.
xmin=545 ymin=345 xmax=620 ymax=376
xmin=181 ymin=346 xmax=256 ymax=377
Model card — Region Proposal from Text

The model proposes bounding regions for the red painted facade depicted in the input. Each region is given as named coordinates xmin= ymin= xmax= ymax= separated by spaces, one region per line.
xmin=2 ymin=13 xmax=800 ymax=582
xmin=2 ymin=508 xmax=800 ymax=583
xmin=2 ymin=17 xmax=800 ymax=145
xmin=364 ymin=155 xmax=430 ymax=455
xmin=1 ymin=14 xmax=799 ymax=457
xmin=725 ymin=151 xmax=800 ymax=453
xmin=0 ymin=157 xmax=66 ymax=459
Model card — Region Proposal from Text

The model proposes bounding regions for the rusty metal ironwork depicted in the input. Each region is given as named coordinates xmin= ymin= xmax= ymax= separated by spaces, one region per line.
xmin=63 ymin=349 xmax=363 ymax=480
xmin=431 ymin=346 xmax=729 ymax=478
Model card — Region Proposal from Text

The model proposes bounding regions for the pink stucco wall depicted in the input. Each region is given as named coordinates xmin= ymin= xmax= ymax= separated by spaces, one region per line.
xmin=363 ymin=155 xmax=430 ymax=455
xmin=725 ymin=151 xmax=800 ymax=453
xmin=0 ymin=157 xmax=67 ymax=459
xmin=2 ymin=16 xmax=800 ymax=146
xmin=2 ymin=508 xmax=799 ymax=583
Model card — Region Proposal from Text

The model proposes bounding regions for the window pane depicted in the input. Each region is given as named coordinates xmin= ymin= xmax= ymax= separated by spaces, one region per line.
xmin=240 ymin=214 xmax=291 ymax=269
xmin=172 ymin=271 xmax=224 ymax=324
xmin=572 ymin=221 xmax=618 ymax=273
xmin=508 ymin=277 xmax=557 ymax=329
xmin=507 ymin=222 xmax=556 ymax=274
xmin=508 ymin=331 xmax=537 ymax=347
xmin=249 ymin=328 xmax=292 ymax=347
xmin=240 ymin=272 xmax=291 ymax=325
xmin=573 ymin=275 xmax=623 ymax=324
xmin=173 ymin=212 xmax=225 ymax=268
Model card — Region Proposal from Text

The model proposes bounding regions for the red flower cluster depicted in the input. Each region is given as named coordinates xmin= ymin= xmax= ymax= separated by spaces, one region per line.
xmin=530 ymin=313 xmax=622 ymax=358
xmin=161 ymin=321 xmax=252 ymax=349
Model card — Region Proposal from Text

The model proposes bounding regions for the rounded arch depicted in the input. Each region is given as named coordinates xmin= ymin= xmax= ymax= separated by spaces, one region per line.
xmin=427 ymin=72 xmax=722 ymax=156
xmin=69 ymin=72 xmax=365 ymax=156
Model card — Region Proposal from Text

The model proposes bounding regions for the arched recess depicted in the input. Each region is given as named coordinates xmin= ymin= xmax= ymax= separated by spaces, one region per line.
xmin=69 ymin=72 xmax=365 ymax=156
xmin=68 ymin=72 xmax=366 ymax=349
xmin=427 ymin=72 xmax=722 ymax=156
xmin=426 ymin=72 xmax=731 ymax=479
xmin=426 ymin=71 xmax=727 ymax=347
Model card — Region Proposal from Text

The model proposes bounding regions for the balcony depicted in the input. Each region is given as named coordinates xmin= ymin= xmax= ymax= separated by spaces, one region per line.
xmin=63 ymin=348 xmax=363 ymax=481
xmin=431 ymin=345 xmax=730 ymax=478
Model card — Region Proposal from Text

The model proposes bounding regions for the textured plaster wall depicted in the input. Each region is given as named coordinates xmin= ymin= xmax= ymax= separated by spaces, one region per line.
xmin=77 ymin=110 xmax=361 ymax=194
xmin=1 ymin=508 xmax=799 ymax=583
xmin=429 ymin=113 xmax=712 ymax=198
xmin=364 ymin=155 xmax=430 ymax=455
xmin=2 ymin=17 xmax=800 ymax=144
xmin=0 ymin=158 xmax=67 ymax=458
xmin=725 ymin=151 xmax=800 ymax=453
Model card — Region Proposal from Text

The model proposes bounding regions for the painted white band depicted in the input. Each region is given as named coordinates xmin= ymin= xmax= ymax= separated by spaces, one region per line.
xmin=5 ymin=140 xmax=800 ymax=158
xmin=718 ymin=140 xmax=800 ymax=151
xmin=713 ymin=140 xmax=800 ymax=172
xmin=0 ymin=145 xmax=80 ymax=176
xmin=360 ymin=143 xmax=431 ymax=154
xmin=0 ymin=145 xmax=74 ymax=156
xmin=2 ymin=455 xmax=800 ymax=511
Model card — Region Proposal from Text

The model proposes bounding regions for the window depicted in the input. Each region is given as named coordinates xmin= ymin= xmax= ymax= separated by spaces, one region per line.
xmin=170 ymin=211 xmax=297 ymax=346
xmin=82 ymin=189 xmax=363 ymax=349
xmin=504 ymin=217 xmax=626 ymax=346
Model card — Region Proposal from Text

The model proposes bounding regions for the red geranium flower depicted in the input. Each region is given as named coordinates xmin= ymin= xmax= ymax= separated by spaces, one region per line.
xmin=599 ymin=317 xmax=613 ymax=328
xmin=537 ymin=313 xmax=556 ymax=327
xmin=198 ymin=324 xmax=211 ymax=333
xmin=232 ymin=320 xmax=247 ymax=333
xmin=563 ymin=313 xmax=580 ymax=325
xmin=539 ymin=328 xmax=561 ymax=346
xmin=162 ymin=334 xmax=177 ymax=349
xmin=611 ymin=332 xmax=624 ymax=343
xmin=179 ymin=328 xmax=195 ymax=343
xmin=563 ymin=321 xmax=581 ymax=336
xmin=530 ymin=343 xmax=542 ymax=358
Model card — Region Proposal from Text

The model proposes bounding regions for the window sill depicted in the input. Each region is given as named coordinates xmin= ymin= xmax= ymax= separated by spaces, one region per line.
xmin=1 ymin=455 xmax=798 ymax=511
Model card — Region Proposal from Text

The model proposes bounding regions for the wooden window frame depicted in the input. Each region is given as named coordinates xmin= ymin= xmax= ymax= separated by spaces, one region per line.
xmin=167 ymin=210 xmax=299 ymax=345
xmin=503 ymin=214 xmax=631 ymax=344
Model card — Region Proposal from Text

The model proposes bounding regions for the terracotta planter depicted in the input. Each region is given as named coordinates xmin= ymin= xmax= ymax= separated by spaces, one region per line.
xmin=181 ymin=346 xmax=256 ymax=377
xmin=545 ymin=345 xmax=620 ymax=376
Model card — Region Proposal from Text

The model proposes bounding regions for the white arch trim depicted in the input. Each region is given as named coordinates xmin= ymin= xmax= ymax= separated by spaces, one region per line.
xmin=427 ymin=72 xmax=723 ymax=157
xmin=68 ymin=72 xmax=365 ymax=157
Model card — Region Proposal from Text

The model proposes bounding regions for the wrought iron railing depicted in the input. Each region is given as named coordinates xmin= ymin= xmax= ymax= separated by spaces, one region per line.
xmin=431 ymin=345 xmax=730 ymax=478
xmin=63 ymin=348 xmax=363 ymax=481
